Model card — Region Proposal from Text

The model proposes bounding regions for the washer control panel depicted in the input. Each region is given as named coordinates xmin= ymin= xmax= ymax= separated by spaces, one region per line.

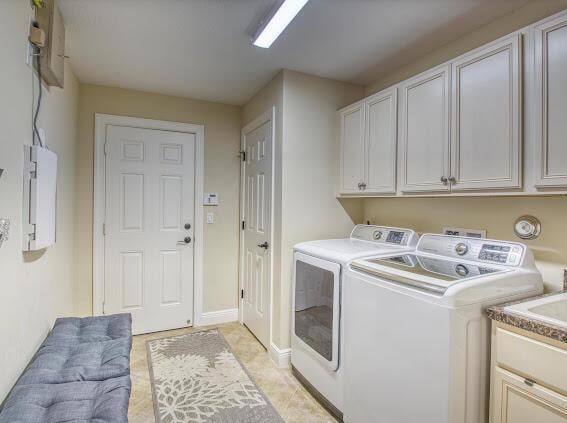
xmin=351 ymin=225 xmax=416 ymax=247
xmin=418 ymin=234 xmax=525 ymax=267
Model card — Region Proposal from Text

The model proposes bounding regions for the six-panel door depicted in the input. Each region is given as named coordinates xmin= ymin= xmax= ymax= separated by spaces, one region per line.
xmin=104 ymin=125 xmax=195 ymax=335
xmin=241 ymin=119 xmax=272 ymax=348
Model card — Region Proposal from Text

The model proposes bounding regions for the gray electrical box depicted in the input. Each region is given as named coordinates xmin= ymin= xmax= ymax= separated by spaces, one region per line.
xmin=23 ymin=145 xmax=58 ymax=251
xmin=36 ymin=0 xmax=65 ymax=88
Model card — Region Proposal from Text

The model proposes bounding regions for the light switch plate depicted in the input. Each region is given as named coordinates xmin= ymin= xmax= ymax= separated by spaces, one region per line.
xmin=206 ymin=213 xmax=214 ymax=224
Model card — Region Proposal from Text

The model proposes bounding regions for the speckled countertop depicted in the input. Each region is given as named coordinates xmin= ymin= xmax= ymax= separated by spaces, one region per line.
xmin=487 ymin=269 xmax=567 ymax=343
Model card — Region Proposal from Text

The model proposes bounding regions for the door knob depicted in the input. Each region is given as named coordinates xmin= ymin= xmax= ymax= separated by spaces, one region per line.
xmin=440 ymin=176 xmax=448 ymax=185
xmin=184 ymin=223 xmax=191 ymax=230
xmin=177 ymin=236 xmax=192 ymax=245
xmin=257 ymin=241 xmax=269 ymax=249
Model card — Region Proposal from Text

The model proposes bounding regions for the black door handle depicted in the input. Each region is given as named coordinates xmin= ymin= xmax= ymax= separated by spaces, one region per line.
xmin=177 ymin=237 xmax=192 ymax=245
xmin=257 ymin=241 xmax=269 ymax=249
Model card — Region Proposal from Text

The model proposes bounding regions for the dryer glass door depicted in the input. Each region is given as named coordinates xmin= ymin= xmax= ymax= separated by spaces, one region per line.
xmin=293 ymin=252 xmax=340 ymax=370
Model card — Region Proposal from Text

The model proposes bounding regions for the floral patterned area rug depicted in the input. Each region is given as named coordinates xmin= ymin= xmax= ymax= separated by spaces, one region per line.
xmin=146 ymin=329 xmax=283 ymax=423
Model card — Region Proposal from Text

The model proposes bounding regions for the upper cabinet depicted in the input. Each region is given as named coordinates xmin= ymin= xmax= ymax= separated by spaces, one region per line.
xmin=338 ymin=10 xmax=567 ymax=197
xmin=365 ymin=88 xmax=397 ymax=193
xmin=534 ymin=13 xmax=567 ymax=188
xmin=339 ymin=101 xmax=365 ymax=193
xmin=451 ymin=35 xmax=522 ymax=191
xmin=340 ymin=89 xmax=397 ymax=195
xmin=399 ymin=65 xmax=451 ymax=193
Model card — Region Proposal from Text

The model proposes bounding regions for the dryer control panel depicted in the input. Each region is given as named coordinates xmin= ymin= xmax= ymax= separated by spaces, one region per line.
xmin=418 ymin=234 xmax=526 ymax=267
xmin=350 ymin=225 xmax=417 ymax=247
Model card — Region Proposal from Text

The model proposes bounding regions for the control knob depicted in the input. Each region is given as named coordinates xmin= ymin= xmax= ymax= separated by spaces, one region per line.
xmin=455 ymin=264 xmax=469 ymax=277
xmin=455 ymin=243 xmax=469 ymax=256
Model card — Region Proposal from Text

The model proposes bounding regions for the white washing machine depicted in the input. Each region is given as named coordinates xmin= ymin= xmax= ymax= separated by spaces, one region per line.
xmin=292 ymin=225 xmax=419 ymax=420
xmin=343 ymin=234 xmax=544 ymax=423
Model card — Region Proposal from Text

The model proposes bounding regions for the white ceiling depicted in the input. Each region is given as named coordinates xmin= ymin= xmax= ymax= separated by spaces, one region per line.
xmin=59 ymin=0 xmax=531 ymax=105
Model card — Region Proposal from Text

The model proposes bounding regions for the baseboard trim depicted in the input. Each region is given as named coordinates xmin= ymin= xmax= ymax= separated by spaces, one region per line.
xmin=197 ymin=308 xmax=239 ymax=327
xmin=269 ymin=342 xmax=291 ymax=368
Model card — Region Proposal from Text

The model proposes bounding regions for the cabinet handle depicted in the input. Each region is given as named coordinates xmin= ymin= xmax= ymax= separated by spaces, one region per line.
xmin=449 ymin=176 xmax=456 ymax=184
xmin=440 ymin=176 xmax=448 ymax=185
xmin=357 ymin=182 xmax=362 ymax=190
xmin=360 ymin=182 xmax=367 ymax=190
xmin=524 ymin=378 xmax=535 ymax=387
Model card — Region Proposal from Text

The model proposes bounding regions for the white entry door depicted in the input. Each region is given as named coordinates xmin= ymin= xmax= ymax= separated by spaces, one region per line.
xmin=104 ymin=125 xmax=195 ymax=335
xmin=241 ymin=116 xmax=273 ymax=348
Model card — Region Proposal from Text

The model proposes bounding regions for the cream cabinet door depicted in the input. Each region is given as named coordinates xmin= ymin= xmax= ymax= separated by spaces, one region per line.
xmin=492 ymin=366 xmax=567 ymax=423
xmin=534 ymin=13 xmax=567 ymax=188
xmin=339 ymin=101 xmax=365 ymax=193
xmin=365 ymin=88 xmax=397 ymax=194
xmin=451 ymin=35 xmax=522 ymax=191
xmin=399 ymin=65 xmax=451 ymax=192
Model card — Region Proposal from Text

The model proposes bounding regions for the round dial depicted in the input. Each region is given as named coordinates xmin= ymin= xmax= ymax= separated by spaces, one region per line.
xmin=514 ymin=216 xmax=541 ymax=240
xmin=455 ymin=264 xmax=469 ymax=277
xmin=455 ymin=243 xmax=469 ymax=256
xmin=373 ymin=230 xmax=383 ymax=240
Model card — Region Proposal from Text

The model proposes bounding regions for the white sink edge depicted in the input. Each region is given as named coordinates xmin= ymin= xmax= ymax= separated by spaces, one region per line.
xmin=504 ymin=292 xmax=567 ymax=329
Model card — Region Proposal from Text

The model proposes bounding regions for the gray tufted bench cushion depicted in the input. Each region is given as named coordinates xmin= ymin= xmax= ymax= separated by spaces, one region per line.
xmin=18 ymin=338 xmax=131 ymax=385
xmin=0 ymin=314 xmax=132 ymax=423
xmin=0 ymin=376 xmax=131 ymax=423
xmin=43 ymin=314 xmax=132 ymax=346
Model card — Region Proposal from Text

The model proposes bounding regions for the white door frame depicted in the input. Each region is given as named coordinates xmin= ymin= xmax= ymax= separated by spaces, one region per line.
xmin=93 ymin=113 xmax=205 ymax=326
xmin=239 ymin=107 xmax=276 ymax=347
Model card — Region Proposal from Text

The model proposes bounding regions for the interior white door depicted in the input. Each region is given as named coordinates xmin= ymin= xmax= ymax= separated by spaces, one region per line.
xmin=400 ymin=65 xmax=451 ymax=192
xmin=451 ymin=35 xmax=522 ymax=191
xmin=241 ymin=118 xmax=272 ymax=348
xmin=104 ymin=125 xmax=195 ymax=335
xmin=534 ymin=13 xmax=567 ymax=187
xmin=339 ymin=101 xmax=366 ymax=194
xmin=365 ymin=88 xmax=397 ymax=194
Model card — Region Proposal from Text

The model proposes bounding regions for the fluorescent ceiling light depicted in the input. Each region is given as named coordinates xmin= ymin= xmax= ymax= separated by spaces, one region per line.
xmin=253 ymin=0 xmax=310 ymax=48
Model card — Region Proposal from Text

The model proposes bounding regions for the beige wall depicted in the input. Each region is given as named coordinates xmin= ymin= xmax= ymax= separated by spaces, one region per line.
xmin=278 ymin=70 xmax=363 ymax=347
xmin=361 ymin=0 xmax=567 ymax=293
xmin=0 ymin=2 xmax=80 ymax=401
xmin=363 ymin=197 xmax=567 ymax=291
xmin=75 ymin=85 xmax=242 ymax=315
xmin=243 ymin=71 xmax=364 ymax=349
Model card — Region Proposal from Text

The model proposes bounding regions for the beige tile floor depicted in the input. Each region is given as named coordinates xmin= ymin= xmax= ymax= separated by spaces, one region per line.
xmin=128 ymin=322 xmax=337 ymax=423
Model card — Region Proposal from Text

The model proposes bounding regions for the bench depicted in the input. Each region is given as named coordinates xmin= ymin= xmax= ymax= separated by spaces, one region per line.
xmin=0 ymin=314 xmax=132 ymax=423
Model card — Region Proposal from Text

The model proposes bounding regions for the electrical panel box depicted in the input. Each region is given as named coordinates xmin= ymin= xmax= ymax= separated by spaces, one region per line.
xmin=23 ymin=145 xmax=58 ymax=251
xmin=35 ymin=0 xmax=65 ymax=88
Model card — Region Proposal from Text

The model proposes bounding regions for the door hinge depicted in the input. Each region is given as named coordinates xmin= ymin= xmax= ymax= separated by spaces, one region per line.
xmin=103 ymin=142 xmax=108 ymax=156
xmin=241 ymin=289 xmax=244 ymax=299
xmin=239 ymin=150 xmax=246 ymax=162
xmin=241 ymin=220 xmax=245 ymax=230
xmin=102 ymin=301 xmax=106 ymax=315
xmin=102 ymin=223 xmax=106 ymax=236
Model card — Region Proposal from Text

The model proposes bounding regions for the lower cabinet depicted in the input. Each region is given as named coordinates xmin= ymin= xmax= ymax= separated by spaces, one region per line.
xmin=492 ymin=366 xmax=567 ymax=423
xmin=490 ymin=323 xmax=567 ymax=423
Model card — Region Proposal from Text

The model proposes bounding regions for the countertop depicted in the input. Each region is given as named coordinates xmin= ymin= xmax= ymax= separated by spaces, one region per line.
xmin=487 ymin=292 xmax=567 ymax=344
